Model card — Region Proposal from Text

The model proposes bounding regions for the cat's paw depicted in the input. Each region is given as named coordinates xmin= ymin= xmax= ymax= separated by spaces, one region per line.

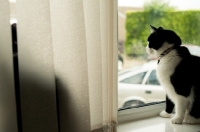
xmin=171 ymin=117 xmax=183 ymax=124
xmin=184 ymin=115 xmax=200 ymax=124
xmin=159 ymin=110 xmax=171 ymax=118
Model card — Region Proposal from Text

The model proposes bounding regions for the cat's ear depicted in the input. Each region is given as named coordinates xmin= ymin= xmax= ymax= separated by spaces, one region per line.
xmin=150 ymin=25 xmax=157 ymax=33
xmin=158 ymin=27 xmax=164 ymax=30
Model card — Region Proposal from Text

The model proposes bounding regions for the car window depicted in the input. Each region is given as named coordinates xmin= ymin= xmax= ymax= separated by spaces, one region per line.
xmin=120 ymin=72 xmax=147 ymax=84
xmin=146 ymin=70 xmax=160 ymax=85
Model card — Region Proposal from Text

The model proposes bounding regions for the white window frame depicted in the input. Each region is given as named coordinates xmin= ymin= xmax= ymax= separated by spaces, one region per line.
xmin=118 ymin=102 xmax=165 ymax=123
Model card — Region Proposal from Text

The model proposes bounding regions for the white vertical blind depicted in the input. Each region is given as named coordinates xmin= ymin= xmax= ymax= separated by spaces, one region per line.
xmin=83 ymin=0 xmax=118 ymax=131
xmin=50 ymin=0 xmax=117 ymax=131
xmin=111 ymin=0 xmax=118 ymax=126
xmin=50 ymin=0 xmax=91 ymax=131
xmin=17 ymin=0 xmax=58 ymax=132
xmin=0 ymin=0 xmax=18 ymax=132
xmin=15 ymin=0 xmax=117 ymax=131
xmin=100 ymin=0 xmax=110 ymax=127
xmin=83 ymin=0 xmax=103 ymax=130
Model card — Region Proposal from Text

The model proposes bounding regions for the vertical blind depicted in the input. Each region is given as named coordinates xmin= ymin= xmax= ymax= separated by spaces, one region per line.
xmin=0 ymin=0 xmax=118 ymax=132
xmin=17 ymin=0 xmax=59 ymax=132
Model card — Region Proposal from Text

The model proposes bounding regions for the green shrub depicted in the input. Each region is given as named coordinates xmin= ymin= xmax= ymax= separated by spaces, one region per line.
xmin=125 ymin=11 xmax=200 ymax=56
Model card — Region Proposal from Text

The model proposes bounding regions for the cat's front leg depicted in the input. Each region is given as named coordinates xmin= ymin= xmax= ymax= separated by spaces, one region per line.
xmin=160 ymin=95 xmax=174 ymax=118
xmin=171 ymin=95 xmax=188 ymax=124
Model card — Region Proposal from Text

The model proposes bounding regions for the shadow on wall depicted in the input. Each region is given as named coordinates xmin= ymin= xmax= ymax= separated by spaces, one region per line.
xmin=10 ymin=23 xmax=92 ymax=132
xmin=10 ymin=23 xmax=59 ymax=132
xmin=0 ymin=58 xmax=17 ymax=132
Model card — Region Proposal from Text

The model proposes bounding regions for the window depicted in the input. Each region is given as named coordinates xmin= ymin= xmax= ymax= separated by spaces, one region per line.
xmin=146 ymin=70 xmax=160 ymax=85
xmin=117 ymin=0 xmax=200 ymax=118
xmin=120 ymin=72 xmax=147 ymax=84
xmin=118 ymin=65 xmax=142 ymax=76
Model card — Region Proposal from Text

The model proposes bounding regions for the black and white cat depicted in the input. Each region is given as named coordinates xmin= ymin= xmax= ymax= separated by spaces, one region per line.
xmin=146 ymin=25 xmax=200 ymax=124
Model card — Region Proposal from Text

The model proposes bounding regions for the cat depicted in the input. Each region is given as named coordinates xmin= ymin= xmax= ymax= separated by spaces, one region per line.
xmin=146 ymin=25 xmax=200 ymax=124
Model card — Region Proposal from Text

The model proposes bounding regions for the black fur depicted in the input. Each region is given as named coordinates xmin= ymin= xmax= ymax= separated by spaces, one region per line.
xmin=165 ymin=95 xmax=174 ymax=113
xmin=148 ymin=25 xmax=200 ymax=119
xmin=148 ymin=25 xmax=181 ymax=50
xmin=170 ymin=49 xmax=200 ymax=118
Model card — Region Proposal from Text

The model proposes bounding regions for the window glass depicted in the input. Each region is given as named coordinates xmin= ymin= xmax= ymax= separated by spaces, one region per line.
xmin=118 ymin=0 xmax=200 ymax=109
xmin=118 ymin=65 xmax=142 ymax=76
xmin=120 ymin=72 xmax=147 ymax=84
xmin=185 ymin=45 xmax=200 ymax=56
xmin=146 ymin=70 xmax=160 ymax=85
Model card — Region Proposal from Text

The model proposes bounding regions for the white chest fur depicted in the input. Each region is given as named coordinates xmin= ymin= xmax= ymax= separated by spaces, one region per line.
xmin=156 ymin=50 xmax=182 ymax=102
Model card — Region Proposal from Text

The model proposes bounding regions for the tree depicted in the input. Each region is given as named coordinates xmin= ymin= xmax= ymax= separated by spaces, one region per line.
xmin=125 ymin=0 xmax=176 ymax=56
xmin=144 ymin=0 xmax=175 ymax=16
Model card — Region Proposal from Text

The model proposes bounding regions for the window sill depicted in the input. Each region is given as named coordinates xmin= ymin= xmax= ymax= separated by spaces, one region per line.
xmin=118 ymin=116 xmax=200 ymax=132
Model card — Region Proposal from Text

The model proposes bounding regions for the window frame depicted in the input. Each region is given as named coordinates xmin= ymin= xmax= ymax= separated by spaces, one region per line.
xmin=117 ymin=101 xmax=165 ymax=123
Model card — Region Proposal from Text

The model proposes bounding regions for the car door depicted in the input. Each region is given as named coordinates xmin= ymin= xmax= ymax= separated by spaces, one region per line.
xmin=118 ymin=71 xmax=148 ymax=108
xmin=141 ymin=69 xmax=166 ymax=103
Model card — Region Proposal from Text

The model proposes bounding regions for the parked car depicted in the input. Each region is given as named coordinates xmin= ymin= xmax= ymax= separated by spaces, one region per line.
xmin=118 ymin=61 xmax=165 ymax=109
xmin=118 ymin=45 xmax=200 ymax=109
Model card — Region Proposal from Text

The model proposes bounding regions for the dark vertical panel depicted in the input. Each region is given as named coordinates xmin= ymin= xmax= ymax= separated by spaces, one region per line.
xmin=0 ymin=0 xmax=18 ymax=132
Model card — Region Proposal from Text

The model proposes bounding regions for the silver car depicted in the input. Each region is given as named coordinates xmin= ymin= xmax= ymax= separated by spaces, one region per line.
xmin=118 ymin=61 xmax=165 ymax=108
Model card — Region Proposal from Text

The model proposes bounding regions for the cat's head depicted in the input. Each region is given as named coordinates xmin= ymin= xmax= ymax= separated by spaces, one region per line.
xmin=146 ymin=25 xmax=182 ymax=57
